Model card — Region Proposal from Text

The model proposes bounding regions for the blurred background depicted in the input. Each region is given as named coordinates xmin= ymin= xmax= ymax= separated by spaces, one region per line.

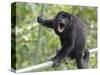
xmin=11 ymin=2 xmax=97 ymax=71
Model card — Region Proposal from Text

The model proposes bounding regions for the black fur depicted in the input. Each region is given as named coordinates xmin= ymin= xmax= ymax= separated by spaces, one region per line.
xmin=37 ymin=11 xmax=89 ymax=69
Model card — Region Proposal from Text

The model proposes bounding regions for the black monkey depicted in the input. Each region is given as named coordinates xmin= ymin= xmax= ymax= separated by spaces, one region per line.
xmin=37 ymin=11 xmax=89 ymax=69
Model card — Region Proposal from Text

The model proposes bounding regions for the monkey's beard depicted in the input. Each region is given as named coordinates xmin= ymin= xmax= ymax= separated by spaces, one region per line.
xmin=58 ymin=23 xmax=65 ymax=33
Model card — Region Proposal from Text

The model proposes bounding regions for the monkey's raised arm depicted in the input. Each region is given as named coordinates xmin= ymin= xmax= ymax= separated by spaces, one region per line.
xmin=37 ymin=16 xmax=54 ymax=28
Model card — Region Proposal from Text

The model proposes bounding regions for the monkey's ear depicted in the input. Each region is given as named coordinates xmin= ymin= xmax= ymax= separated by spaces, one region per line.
xmin=69 ymin=15 xmax=72 ymax=21
xmin=69 ymin=16 xmax=73 ymax=25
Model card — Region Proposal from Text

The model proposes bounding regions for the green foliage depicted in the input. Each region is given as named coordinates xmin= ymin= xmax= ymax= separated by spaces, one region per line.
xmin=11 ymin=2 xmax=97 ymax=70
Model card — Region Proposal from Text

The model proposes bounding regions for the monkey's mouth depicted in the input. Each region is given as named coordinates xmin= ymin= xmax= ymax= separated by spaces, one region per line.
xmin=58 ymin=23 xmax=65 ymax=32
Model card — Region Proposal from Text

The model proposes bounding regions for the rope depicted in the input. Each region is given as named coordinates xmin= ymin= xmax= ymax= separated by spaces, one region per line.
xmin=35 ymin=4 xmax=45 ymax=63
xmin=37 ymin=4 xmax=44 ymax=44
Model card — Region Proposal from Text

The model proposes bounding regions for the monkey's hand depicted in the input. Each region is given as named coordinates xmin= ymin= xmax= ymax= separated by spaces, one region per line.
xmin=52 ymin=55 xmax=62 ymax=67
xmin=37 ymin=16 xmax=44 ymax=23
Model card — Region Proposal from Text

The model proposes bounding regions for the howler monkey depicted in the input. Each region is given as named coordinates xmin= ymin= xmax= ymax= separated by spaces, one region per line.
xmin=37 ymin=11 xmax=89 ymax=69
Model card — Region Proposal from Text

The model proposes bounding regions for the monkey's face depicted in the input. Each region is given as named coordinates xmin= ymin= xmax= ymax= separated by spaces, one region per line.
xmin=57 ymin=14 xmax=70 ymax=33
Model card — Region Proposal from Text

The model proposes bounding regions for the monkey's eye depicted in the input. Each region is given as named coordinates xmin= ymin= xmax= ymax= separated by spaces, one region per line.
xmin=62 ymin=14 xmax=67 ymax=17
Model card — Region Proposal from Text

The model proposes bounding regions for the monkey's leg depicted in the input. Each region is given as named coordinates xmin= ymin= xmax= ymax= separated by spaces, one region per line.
xmin=76 ymin=52 xmax=89 ymax=69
